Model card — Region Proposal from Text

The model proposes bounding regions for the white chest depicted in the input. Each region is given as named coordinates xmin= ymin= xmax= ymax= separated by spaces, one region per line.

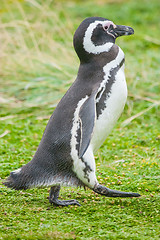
xmin=91 ymin=53 xmax=127 ymax=153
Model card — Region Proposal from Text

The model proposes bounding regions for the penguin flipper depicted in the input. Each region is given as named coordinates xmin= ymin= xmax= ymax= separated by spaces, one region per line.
xmin=78 ymin=94 xmax=96 ymax=158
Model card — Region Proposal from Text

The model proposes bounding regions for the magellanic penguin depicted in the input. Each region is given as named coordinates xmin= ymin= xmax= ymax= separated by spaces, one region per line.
xmin=3 ymin=17 xmax=141 ymax=206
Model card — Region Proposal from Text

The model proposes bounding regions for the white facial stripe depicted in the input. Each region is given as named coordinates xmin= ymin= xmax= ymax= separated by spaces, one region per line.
xmin=83 ymin=20 xmax=114 ymax=54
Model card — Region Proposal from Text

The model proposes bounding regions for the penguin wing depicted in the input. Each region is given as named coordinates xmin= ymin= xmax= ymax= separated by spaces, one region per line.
xmin=78 ymin=94 xmax=96 ymax=158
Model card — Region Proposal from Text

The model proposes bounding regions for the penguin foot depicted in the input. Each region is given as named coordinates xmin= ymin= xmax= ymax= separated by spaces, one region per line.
xmin=93 ymin=184 xmax=141 ymax=198
xmin=49 ymin=198 xmax=81 ymax=206
xmin=49 ymin=185 xmax=81 ymax=207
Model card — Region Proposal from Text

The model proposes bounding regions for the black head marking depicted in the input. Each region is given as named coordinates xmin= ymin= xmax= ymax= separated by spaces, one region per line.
xmin=73 ymin=17 xmax=134 ymax=63
xmin=91 ymin=23 xmax=115 ymax=46
xmin=73 ymin=17 xmax=113 ymax=62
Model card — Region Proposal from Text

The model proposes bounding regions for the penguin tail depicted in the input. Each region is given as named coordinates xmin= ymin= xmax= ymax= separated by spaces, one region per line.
xmin=3 ymin=154 xmax=86 ymax=190
xmin=3 ymin=158 xmax=44 ymax=190
xmin=3 ymin=167 xmax=30 ymax=190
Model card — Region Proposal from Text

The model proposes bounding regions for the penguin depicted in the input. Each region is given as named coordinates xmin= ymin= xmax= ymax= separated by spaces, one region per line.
xmin=3 ymin=17 xmax=141 ymax=206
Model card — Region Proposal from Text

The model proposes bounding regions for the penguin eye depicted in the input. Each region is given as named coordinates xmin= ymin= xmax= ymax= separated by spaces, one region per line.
xmin=104 ymin=26 xmax=108 ymax=30
xmin=103 ymin=21 xmax=116 ymax=32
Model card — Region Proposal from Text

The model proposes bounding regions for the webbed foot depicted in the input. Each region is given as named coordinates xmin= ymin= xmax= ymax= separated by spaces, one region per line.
xmin=49 ymin=185 xmax=81 ymax=206
xmin=93 ymin=184 xmax=141 ymax=198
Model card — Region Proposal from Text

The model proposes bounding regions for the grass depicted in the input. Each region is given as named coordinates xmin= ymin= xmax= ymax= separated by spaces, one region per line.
xmin=0 ymin=0 xmax=160 ymax=239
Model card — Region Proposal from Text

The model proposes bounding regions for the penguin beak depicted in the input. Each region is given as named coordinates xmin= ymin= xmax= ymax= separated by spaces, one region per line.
xmin=113 ymin=25 xmax=134 ymax=37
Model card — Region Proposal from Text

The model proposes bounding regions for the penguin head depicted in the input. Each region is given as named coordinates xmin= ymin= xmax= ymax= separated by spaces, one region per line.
xmin=73 ymin=17 xmax=134 ymax=62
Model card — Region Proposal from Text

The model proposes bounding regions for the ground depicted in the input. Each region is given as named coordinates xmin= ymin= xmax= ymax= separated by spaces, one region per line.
xmin=0 ymin=0 xmax=160 ymax=239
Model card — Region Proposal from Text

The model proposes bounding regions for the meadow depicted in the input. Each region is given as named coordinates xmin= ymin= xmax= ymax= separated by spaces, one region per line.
xmin=0 ymin=0 xmax=160 ymax=239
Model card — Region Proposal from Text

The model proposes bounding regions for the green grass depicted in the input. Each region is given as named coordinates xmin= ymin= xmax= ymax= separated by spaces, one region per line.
xmin=0 ymin=0 xmax=160 ymax=239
